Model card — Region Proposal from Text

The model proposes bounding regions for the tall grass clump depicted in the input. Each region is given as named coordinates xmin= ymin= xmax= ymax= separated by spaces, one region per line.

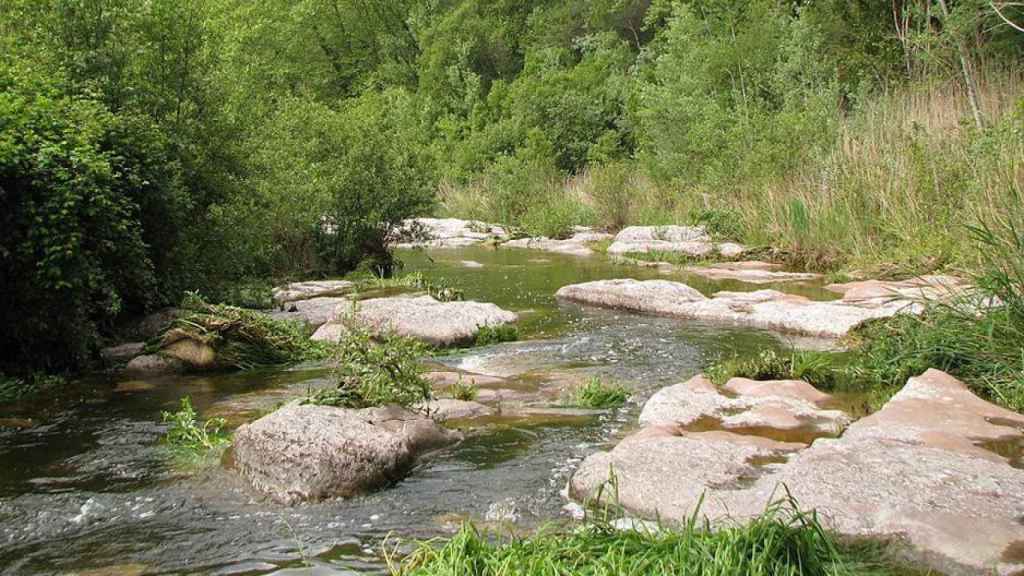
xmin=303 ymin=323 xmax=432 ymax=409
xmin=567 ymin=377 xmax=630 ymax=409
xmin=393 ymin=496 xmax=895 ymax=576
xmin=843 ymin=205 xmax=1024 ymax=411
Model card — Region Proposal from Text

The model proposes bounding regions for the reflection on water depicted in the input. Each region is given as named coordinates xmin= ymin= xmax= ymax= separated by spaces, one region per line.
xmin=0 ymin=246 xmax=807 ymax=575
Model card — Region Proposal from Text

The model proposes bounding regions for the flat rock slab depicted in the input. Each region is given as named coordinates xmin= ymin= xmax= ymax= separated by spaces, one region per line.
xmin=685 ymin=261 xmax=822 ymax=284
xmin=571 ymin=370 xmax=1024 ymax=576
xmin=827 ymin=275 xmax=969 ymax=307
xmin=272 ymin=281 xmax=354 ymax=305
xmin=312 ymin=295 xmax=517 ymax=347
xmin=606 ymin=226 xmax=746 ymax=258
xmin=639 ymin=375 xmax=849 ymax=443
xmin=556 ymin=279 xmax=920 ymax=338
xmin=233 ymin=404 xmax=460 ymax=504
xmin=394 ymin=218 xmax=509 ymax=248
xmin=269 ymin=296 xmax=349 ymax=328
xmin=419 ymin=399 xmax=494 ymax=422
xmin=503 ymin=228 xmax=614 ymax=257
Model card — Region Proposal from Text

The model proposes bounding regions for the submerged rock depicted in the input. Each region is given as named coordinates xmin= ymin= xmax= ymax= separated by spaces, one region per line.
xmin=571 ymin=370 xmax=1024 ymax=576
xmin=272 ymin=280 xmax=354 ymax=305
xmin=394 ymin=218 xmax=509 ymax=248
xmin=606 ymin=226 xmax=745 ymax=258
xmin=685 ymin=261 xmax=822 ymax=284
xmin=312 ymin=295 xmax=517 ymax=346
xmin=556 ymin=279 xmax=920 ymax=338
xmin=503 ymin=228 xmax=614 ymax=257
xmin=232 ymin=404 xmax=460 ymax=505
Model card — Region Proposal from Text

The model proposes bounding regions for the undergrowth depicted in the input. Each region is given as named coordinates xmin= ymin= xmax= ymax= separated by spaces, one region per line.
xmin=392 ymin=494 xmax=897 ymax=576
xmin=474 ymin=324 xmax=519 ymax=347
xmin=303 ymin=323 xmax=432 ymax=409
xmin=447 ymin=376 xmax=479 ymax=401
xmin=160 ymin=293 xmax=332 ymax=370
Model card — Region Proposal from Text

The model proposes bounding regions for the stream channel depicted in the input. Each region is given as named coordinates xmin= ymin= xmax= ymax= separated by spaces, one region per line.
xmin=0 ymin=246 xmax=848 ymax=575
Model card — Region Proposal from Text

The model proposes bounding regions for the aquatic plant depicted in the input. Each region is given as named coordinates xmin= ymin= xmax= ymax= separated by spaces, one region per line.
xmin=474 ymin=324 xmax=519 ymax=347
xmin=161 ymin=396 xmax=230 ymax=457
xmin=447 ymin=376 xmax=479 ymax=401
xmin=569 ymin=377 xmax=629 ymax=409
xmin=304 ymin=323 xmax=432 ymax=409
xmin=392 ymin=495 xmax=896 ymax=576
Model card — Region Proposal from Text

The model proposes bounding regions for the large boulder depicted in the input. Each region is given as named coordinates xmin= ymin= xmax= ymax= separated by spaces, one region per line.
xmin=570 ymin=370 xmax=1024 ymax=576
xmin=503 ymin=228 xmax=613 ymax=257
xmin=100 ymin=342 xmax=146 ymax=365
xmin=606 ymin=226 xmax=744 ymax=258
xmin=312 ymin=295 xmax=517 ymax=346
xmin=268 ymin=296 xmax=350 ymax=329
xmin=232 ymin=404 xmax=460 ymax=505
xmin=556 ymin=279 xmax=920 ymax=339
xmin=393 ymin=218 xmax=509 ymax=248
xmin=272 ymin=280 xmax=354 ymax=306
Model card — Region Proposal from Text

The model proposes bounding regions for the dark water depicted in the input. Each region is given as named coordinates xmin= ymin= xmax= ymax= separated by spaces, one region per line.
xmin=0 ymin=246 xmax=821 ymax=575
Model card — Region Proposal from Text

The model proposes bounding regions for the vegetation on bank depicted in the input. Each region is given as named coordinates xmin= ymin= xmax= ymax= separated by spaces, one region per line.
xmin=393 ymin=497 xmax=897 ymax=576
xmin=2 ymin=1 xmax=1021 ymax=392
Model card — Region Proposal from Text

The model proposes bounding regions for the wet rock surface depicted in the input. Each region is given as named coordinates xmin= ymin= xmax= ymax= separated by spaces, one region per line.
xmin=556 ymin=278 xmax=920 ymax=338
xmin=312 ymin=295 xmax=517 ymax=346
xmin=394 ymin=218 xmax=508 ymax=248
xmin=271 ymin=280 xmax=354 ymax=305
xmin=232 ymin=404 xmax=460 ymax=505
xmin=606 ymin=226 xmax=746 ymax=258
xmin=502 ymin=228 xmax=614 ymax=257
xmin=571 ymin=370 xmax=1024 ymax=576
xmin=685 ymin=261 xmax=822 ymax=284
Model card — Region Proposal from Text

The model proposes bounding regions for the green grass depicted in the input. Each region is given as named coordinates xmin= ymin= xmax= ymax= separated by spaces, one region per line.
xmin=707 ymin=349 xmax=846 ymax=390
xmin=447 ymin=376 xmax=480 ymax=401
xmin=161 ymin=396 xmax=230 ymax=462
xmin=567 ymin=377 xmax=630 ymax=409
xmin=393 ymin=496 xmax=898 ymax=576
xmin=474 ymin=324 xmax=519 ymax=347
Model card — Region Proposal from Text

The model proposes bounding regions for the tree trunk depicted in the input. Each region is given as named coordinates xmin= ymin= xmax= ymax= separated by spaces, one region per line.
xmin=936 ymin=0 xmax=985 ymax=129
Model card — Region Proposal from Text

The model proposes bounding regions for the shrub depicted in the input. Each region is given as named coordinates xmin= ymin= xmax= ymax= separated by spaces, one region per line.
xmin=474 ymin=324 xmax=519 ymax=347
xmin=568 ymin=377 xmax=629 ymax=409
xmin=304 ymin=323 xmax=432 ymax=409
xmin=161 ymin=396 xmax=230 ymax=459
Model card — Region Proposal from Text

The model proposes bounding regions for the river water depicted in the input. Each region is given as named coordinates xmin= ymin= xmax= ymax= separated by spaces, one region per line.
xmin=0 ymin=247 xmax=834 ymax=575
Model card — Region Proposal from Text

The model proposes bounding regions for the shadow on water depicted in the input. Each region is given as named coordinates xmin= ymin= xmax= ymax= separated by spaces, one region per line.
xmin=0 ymin=247 xmax=821 ymax=575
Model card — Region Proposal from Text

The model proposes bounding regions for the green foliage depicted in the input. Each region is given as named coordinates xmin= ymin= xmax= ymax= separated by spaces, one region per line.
xmin=474 ymin=324 xmax=519 ymax=347
xmin=447 ymin=376 xmax=479 ymax=402
xmin=161 ymin=396 xmax=230 ymax=459
xmin=304 ymin=324 xmax=432 ymax=409
xmin=0 ymin=373 xmax=67 ymax=405
xmin=168 ymin=294 xmax=330 ymax=370
xmin=707 ymin=349 xmax=844 ymax=391
xmin=395 ymin=495 xmax=896 ymax=576
xmin=568 ymin=377 xmax=630 ymax=409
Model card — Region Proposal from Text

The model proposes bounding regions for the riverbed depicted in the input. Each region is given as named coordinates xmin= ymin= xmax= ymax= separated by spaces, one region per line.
xmin=0 ymin=246 xmax=836 ymax=575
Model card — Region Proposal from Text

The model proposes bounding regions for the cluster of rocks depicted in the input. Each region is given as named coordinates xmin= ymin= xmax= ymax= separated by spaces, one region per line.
xmin=570 ymin=370 xmax=1024 ymax=576
xmin=606 ymin=226 xmax=746 ymax=259
xmin=555 ymin=277 xmax=962 ymax=339
xmin=393 ymin=218 xmax=509 ymax=248
xmin=502 ymin=227 xmax=614 ymax=257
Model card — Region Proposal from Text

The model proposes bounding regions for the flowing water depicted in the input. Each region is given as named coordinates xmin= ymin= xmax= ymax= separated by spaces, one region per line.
xmin=0 ymin=246 xmax=836 ymax=575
